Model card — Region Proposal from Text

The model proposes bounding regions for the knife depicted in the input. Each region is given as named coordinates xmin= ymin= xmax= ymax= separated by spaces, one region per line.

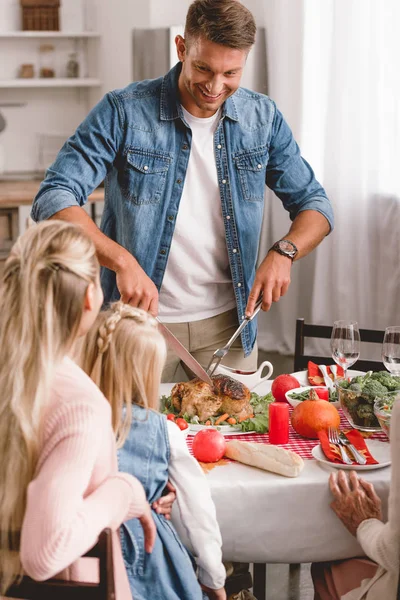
xmin=156 ymin=318 xmax=214 ymax=386
xmin=319 ymin=364 xmax=334 ymax=389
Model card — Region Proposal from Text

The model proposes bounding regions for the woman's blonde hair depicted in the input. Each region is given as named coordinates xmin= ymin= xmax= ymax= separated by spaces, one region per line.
xmin=0 ymin=220 xmax=99 ymax=593
xmin=79 ymin=301 xmax=167 ymax=448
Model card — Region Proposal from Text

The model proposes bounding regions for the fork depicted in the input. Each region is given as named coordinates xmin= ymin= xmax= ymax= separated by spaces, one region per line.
xmin=338 ymin=432 xmax=367 ymax=465
xmin=206 ymin=296 xmax=263 ymax=376
xmin=328 ymin=427 xmax=352 ymax=465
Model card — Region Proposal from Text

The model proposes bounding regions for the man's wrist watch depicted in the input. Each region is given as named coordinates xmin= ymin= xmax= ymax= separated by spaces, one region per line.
xmin=269 ymin=239 xmax=298 ymax=261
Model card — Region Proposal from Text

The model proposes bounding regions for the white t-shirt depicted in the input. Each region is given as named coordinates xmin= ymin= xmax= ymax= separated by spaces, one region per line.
xmin=158 ymin=106 xmax=236 ymax=323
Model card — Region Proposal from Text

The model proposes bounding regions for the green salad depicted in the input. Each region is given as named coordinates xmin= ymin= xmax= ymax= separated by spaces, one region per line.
xmin=160 ymin=391 xmax=274 ymax=433
xmin=287 ymin=388 xmax=338 ymax=402
xmin=336 ymin=371 xmax=400 ymax=428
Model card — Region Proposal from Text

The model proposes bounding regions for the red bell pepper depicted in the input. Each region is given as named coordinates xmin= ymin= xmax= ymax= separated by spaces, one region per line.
xmin=313 ymin=387 xmax=329 ymax=401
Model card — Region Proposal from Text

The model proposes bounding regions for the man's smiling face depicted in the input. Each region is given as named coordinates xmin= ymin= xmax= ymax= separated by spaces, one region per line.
xmin=176 ymin=35 xmax=247 ymax=118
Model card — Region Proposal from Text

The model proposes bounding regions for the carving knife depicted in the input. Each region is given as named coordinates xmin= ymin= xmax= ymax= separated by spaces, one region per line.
xmin=156 ymin=318 xmax=213 ymax=386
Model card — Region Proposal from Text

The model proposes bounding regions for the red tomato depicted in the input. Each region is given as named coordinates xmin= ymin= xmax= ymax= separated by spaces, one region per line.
xmin=271 ymin=374 xmax=300 ymax=402
xmin=314 ymin=387 xmax=329 ymax=401
xmin=192 ymin=429 xmax=226 ymax=463
xmin=166 ymin=413 xmax=176 ymax=422
xmin=175 ymin=418 xmax=189 ymax=431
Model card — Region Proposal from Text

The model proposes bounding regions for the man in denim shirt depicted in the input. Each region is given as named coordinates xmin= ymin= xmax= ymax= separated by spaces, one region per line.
xmin=32 ymin=0 xmax=333 ymax=383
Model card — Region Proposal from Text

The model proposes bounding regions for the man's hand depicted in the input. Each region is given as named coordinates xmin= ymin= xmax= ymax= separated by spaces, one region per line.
xmin=152 ymin=481 xmax=177 ymax=520
xmin=200 ymin=585 xmax=227 ymax=600
xmin=329 ymin=470 xmax=382 ymax=537
xmin=116 ymin=255 xmax=159 ymax=316
xmin=246 ymin=251 xmax=291 ymax=316
xmin=139 ymin=503 xmax=157 ymax=553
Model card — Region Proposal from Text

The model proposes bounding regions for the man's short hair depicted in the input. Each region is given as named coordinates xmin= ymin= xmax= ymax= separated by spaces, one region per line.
xmin=185 ymin=0 xmax=256 ymax=51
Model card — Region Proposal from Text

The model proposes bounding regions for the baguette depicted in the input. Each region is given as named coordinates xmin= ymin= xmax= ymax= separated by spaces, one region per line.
xmin=224 ymin=440 xmax=304 ymax=477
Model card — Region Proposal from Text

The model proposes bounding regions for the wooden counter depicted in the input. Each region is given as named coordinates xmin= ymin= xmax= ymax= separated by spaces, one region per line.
xmin=0 ymin=181 xmax=105 ymax=269
xmin=0 ymin=180 xmax=104 ymax=208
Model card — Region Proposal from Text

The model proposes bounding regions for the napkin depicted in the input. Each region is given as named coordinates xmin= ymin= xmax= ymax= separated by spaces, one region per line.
xmin=318 ymin=429 xmax=378 ymax=465
xmin=308 ymin=361 xmax=344 ymax=386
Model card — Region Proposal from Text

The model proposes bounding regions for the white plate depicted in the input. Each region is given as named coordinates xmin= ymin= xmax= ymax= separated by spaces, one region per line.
xmin=285 ymin=386 xmax=340 ymax=408
xmin=312 ymin=439 xmax=391 ymax=470
xmin=181 ymin=428 xmax=190 ymax=439
xmin=291 ymin=369 xmax=366 ymax=387
xmin=188 ymin=423 xmax=256 ymax=436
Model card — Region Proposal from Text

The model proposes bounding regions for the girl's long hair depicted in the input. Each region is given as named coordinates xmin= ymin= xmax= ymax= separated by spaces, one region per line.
xmin=79 ymin=301 xmax=166 ymax=447
xmin=0 ymin=220 xmax=99 ymax=594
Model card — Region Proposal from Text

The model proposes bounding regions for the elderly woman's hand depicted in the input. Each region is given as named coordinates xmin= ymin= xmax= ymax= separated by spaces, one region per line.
xmin=329 ymin=470 xmax=382 ymax=536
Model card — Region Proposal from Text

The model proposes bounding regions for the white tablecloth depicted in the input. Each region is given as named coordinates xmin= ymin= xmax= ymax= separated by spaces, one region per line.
xmin=161 ymin=382 xmax=391 ymax=564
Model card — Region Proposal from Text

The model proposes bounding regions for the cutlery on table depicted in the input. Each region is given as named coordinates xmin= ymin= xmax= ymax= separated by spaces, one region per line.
xmin=206 ymin=296 xmax=263 ymax=376
xmin=330 ymin=365 xmax=338 ymax=381
xmin=338 ymin=431 xmax=367 ymax=465
xmin=319 ymin=364 xmax=334 ymax=389
xmin=328 ymin=427 xmax=352 ymax=465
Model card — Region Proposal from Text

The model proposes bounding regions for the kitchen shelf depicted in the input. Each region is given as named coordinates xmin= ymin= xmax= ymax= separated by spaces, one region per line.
xmin=0 ymin=78 xmax=101 ymax=88
xmin=0 ymin=32 xmax=100 ymax=38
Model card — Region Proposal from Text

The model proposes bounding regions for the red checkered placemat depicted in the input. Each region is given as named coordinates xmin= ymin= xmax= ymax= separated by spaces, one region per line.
xmin=185 ymin=409 xmax=389 ymax=460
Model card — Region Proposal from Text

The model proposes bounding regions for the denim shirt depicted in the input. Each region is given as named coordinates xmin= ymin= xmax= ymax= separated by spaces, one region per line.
xmin=32 ymin=63 xmax=333 ymax=356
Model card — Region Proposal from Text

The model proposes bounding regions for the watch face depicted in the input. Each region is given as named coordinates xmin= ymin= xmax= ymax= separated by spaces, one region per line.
xmin=279 ymin=240 xmax=295 ymax=253
xmin=274 ymin=240 xmax=297 ymax=258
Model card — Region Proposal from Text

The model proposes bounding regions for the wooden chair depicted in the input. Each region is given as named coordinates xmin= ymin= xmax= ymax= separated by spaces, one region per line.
xmin=294 ymin=318 xmax=385 ymax=373
xmin=4 ymin=528 xmax=115 ymax=600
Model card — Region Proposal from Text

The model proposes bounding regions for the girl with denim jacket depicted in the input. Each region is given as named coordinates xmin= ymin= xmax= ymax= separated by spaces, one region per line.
xmin=79 ymin=301 xmax=226 ymax=600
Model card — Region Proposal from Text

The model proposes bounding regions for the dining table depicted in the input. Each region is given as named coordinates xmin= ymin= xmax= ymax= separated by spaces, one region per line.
xmin=161 ymin=377 xmax=391 ymax=599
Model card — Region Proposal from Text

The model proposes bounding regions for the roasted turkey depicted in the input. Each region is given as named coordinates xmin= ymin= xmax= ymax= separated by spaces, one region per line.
xmin=171 ymin=374 xmax=252 ymax=422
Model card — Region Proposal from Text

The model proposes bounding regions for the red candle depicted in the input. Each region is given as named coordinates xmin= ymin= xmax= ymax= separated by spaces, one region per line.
xmin=269 ymin=402 xmax=289 ymax=444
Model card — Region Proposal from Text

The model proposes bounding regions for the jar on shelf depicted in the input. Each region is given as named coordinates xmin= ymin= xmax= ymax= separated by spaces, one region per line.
xmin=19 ymin=64 xmax=35 ymax=78
xmin=39 ymin=43 xmax=56 ymax=78
xmin=66 ymin=53 xmax=80 ymax=78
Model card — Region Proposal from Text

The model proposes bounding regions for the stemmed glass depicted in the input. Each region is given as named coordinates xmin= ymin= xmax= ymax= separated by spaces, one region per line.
xmin=382 ymin=326 xmax=400 ymax=376
xmin=330 ymin=320 xmax=361 ymax=381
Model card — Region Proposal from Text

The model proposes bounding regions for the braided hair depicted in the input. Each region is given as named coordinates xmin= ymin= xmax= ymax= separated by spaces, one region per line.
xmin=79 ymin=301 xmax=166 ymax=447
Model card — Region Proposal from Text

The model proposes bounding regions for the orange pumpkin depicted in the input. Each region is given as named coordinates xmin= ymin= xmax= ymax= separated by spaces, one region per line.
xmin=291 ymin=390 xmax=340 ymax=439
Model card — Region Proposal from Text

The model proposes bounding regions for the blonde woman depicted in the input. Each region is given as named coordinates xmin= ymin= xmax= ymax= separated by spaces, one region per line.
xmin=80 ymin=301 xmax=226 ymax=600
xmin=0 ymin=221 xmax=154 ymax=599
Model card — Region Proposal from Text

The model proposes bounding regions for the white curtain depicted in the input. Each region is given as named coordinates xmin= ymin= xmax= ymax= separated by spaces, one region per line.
xmin=258 ymin=0 xmax=400 ymax=360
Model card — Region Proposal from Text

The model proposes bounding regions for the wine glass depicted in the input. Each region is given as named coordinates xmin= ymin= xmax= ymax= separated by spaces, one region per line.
xmin=330 ymin=320 xmax=361 ymax=381
xmin=382 ymin=326 xmax=400 ymax=376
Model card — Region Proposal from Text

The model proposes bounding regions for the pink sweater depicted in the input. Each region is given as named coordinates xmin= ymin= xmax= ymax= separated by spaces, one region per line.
xmin=20 ymin=356 xmax=147 ymax=600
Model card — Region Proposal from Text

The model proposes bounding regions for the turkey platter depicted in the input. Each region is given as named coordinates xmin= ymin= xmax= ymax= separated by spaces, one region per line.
xmin=171 ymin=374 xmax=253 ymax=422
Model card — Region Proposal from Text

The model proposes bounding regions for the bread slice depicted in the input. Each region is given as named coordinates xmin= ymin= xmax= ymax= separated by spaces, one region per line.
xmin=224 ymin=440 xmax=304 ymax=478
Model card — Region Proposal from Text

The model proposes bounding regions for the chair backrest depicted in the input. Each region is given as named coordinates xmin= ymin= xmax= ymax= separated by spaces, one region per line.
xmin=4 ymin=528 xmax=115 ymax=600
xmin=294 ymin=318 xmax=385 ymax=373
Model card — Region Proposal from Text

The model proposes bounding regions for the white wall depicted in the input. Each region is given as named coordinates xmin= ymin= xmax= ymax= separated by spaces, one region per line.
xmin=90 ymin=0 xmax=150 ymax=104
xmin=149 ymin=0 xmax=264 ymax=27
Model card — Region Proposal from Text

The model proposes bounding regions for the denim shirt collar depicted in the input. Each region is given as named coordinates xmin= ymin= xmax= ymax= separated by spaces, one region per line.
xmin=160 ymin=62 xmax=239 ymax=123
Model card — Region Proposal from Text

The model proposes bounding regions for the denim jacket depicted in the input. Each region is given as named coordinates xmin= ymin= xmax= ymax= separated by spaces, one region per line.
xmin=117 ymin=406 xmax=204 ymax=600
xmin=32 ymin=63 xmax=333 ymax=355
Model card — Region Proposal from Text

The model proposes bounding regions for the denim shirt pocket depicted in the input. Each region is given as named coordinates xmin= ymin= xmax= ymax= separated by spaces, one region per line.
xmin=121 ymin=148 xmax=171 ymax=205
xmin=120 ymin=522 xmax=144 ymax=575
xmin=233 ymin=146 xmax=269 ymax=202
